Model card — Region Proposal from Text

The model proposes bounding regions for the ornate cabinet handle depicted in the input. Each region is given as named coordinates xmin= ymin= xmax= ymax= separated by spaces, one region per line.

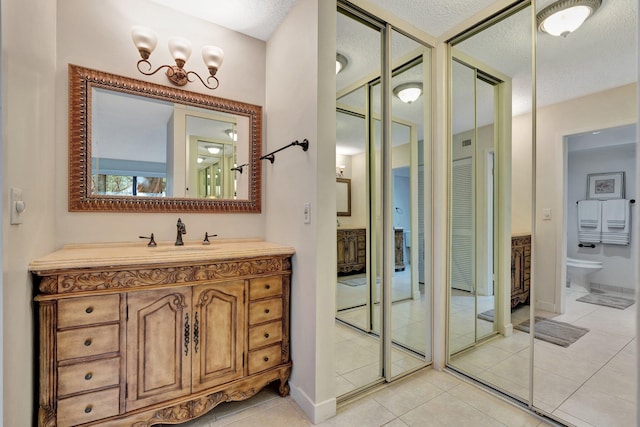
xmin=194 ymin=312 xmax=200 ymax=354
xmin=184 ymin=313 xmax=190 ymax=356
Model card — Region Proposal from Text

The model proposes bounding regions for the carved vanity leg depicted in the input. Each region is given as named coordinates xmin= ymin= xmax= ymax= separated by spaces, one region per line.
xmin=38 ymin=300 xmax=57 ymax=427
xmin=278 ymin=366 xmax=291 ymax=397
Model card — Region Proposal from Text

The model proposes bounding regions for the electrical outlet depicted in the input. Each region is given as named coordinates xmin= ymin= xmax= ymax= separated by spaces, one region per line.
xmin=303 ymin=203 xmax=311 ymax=224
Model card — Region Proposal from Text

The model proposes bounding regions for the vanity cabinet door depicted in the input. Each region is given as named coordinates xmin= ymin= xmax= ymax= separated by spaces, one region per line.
xmin=126 ymin=288 xmax=192 ymax=411
xmin=191 ymin=281 xmax=246 ymax=393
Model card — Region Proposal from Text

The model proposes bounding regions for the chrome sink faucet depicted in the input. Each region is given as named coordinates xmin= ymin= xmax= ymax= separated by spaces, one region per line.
xmin=175 ymin=218 xmax=187 ymax=246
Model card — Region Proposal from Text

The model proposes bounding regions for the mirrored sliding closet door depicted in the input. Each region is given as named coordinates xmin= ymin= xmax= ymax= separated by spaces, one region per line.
xmin=335 ymin=2 xmax=433 ymax=400
xmin=447 ymin=0 xmax=533 ymax=406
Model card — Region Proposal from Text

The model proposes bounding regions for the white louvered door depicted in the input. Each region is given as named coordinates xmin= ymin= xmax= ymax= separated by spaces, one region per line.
xmin=451 ymin=157 xmax=474 ymax=292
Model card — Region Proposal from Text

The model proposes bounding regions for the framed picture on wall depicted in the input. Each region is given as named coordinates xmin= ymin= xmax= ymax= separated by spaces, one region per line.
xmin=586 ymin=171 xmax=625 ymax=200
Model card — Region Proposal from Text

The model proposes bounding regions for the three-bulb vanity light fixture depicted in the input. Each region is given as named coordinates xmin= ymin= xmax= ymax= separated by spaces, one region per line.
xmin=131 ymin=26 xmax=224 ymax=90
xmin=537 ymin=0 xmax=601 ymax=37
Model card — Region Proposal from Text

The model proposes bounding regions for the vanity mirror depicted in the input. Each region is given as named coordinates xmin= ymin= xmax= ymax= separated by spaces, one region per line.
xmin=336 ymin=178 xmax=351 ymax=216
xmin=69 ymin=64 xmax=262 ymax=212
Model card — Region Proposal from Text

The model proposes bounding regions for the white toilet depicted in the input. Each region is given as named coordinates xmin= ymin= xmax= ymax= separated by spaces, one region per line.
xmin=566 ymin=257 xmax=603 ymax=292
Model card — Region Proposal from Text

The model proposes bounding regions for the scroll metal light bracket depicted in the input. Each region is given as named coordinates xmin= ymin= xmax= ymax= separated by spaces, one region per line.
xmin=260 ymin=139 xmax=309 ymax=164
xmin=231 ymin=163 xmax=249 ymax=174
xmin=136 ymin=59 xmax=220 ymax=90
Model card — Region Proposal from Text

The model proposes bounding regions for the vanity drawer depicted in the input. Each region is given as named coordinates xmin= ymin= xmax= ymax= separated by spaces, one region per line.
xmin=249 ymin=276 xmax=282 ymax=300
xmin=249 ymin=320 xmax=282 ymax=350
xmin=58 ymin=357 xmax=120 ymax=397
xmin=247 ymin=344 xmax=282 ymax=374
xmin=57 ymin=387 xmax=120 ymax=427
xmin=249 ymin=298 xmax=282 ymax=325
xmin=58 ymin=294 xmax=120 ymax=328
xmin=57 ymin=324 xmax=120 ymax=361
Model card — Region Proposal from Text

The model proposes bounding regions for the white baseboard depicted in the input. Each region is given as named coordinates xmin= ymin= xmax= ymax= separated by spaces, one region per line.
xmin=501 ymin=323 xmax=513 ymax=337
xmin=289 ymin=382 xmax=336 ymax=424
xmin=535 ymin=300 xmax=557 ymax=313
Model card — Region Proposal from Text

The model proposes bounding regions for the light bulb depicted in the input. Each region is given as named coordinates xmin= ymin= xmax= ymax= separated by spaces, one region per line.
xmin=168 ymin=37 xmax=192 ymax=64
xmin=202 ymin=46 xmax=224 ymax=75
xmin=131 ymin=26 xmax=158 ymax=59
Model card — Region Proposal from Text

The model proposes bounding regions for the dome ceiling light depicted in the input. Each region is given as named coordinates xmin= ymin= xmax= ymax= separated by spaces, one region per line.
xmin=393 ymin=82 xmax=423 ymax=104
xmin=225 ymin=128 xmax=238 ymax=141
xmin=336 ymin=52 xmax=348 ymax=75
xmin=537 ymin=0 xmax=602 ymax=37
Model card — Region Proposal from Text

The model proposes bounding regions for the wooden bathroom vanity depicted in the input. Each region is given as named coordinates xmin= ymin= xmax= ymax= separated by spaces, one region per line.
xmin=30 ymin=239 xmax=294 ymax=426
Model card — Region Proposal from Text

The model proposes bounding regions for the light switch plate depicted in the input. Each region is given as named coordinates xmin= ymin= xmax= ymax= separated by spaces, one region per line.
xmin=543 ymin=208 xmax=552 ymax=220
xmin=10 ymin=187 xmax=25 ymax=225
xmin=303 ymin=203 xmax=311 ymax=224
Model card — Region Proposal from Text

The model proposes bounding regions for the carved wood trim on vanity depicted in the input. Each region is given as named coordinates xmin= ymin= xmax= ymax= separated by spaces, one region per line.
xmin=31 ymin=241 xmax=294 ymax=427
xmin=39 ymin=257 xmax=289 ymax=295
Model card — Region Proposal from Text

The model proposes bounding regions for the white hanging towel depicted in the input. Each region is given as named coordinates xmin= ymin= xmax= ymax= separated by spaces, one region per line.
xmin=602 ymin=199 xmax=630 ymax=245
xmin=603 ymin=199 xmax=628 ymax=228
xmin=577 ymin=200 xmax=602 ymax=243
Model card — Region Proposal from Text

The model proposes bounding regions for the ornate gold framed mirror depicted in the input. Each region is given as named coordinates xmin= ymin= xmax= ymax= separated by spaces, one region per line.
xmin=336 ymin=178 xmax=351 ymax=216
xmin=68 ymin=64 xmax=262 ymax=213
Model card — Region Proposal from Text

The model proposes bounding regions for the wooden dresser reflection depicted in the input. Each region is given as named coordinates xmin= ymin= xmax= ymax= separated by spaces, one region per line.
xmin=337 ymin=228 xmax=366 ymax=274
xmin=394 ymin=228 xmax=405 ymax=271
xmin=511 ymin=234 xmax=531 ymax=308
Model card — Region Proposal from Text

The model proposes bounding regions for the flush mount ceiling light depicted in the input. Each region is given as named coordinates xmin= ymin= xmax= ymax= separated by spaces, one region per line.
xmin=537 ymin=0 xmax=602 ymax=37
xmin=225 ymin=128 xmax=238 ymax=141
xmin=207 ymin=146 xmax=221 ymax=154
xmin=393 ymin=82 xmax=423 ymax=104
xmin=336 ymin=53 xmax=348 ymax=75
xmin=131 ymin=25 xmax=224 ymax=89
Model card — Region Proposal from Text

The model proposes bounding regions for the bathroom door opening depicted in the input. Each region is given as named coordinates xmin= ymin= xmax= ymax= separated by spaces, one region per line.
xmin=560 ymin=123 xmax=638 ymax=312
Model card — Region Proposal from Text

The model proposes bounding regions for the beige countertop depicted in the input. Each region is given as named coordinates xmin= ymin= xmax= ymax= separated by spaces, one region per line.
xmin=29 ymin=238 xmax=295 ymax=274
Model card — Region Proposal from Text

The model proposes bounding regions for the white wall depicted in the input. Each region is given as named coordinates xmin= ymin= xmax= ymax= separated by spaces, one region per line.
xmin=512 ymin=83 xmax=638 ymax=311
xmin=265 ymin=0 xmax=336 ymax=422
xmin=55 ymin=0 xmax=267 ymax=246
xmin=567 ymin=143 xmax=637 ymax=291
xmin=2 ymin=0 xmax=58 ymax=424
xmin=511 ymin=113 xmax=533 ymax=234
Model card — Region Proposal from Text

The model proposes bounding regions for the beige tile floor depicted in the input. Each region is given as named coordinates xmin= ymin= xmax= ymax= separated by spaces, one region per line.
xmin=161 ymin=282 xmax=634 ymax=426
xmin=163 ymin=368 xmax=551 ymax=426
xmin=451 ymin=284 xmax=637 ymax=427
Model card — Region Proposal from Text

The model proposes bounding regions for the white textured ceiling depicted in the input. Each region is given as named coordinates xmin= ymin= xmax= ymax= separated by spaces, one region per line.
xmin=149 ymin=0 xmax=297 ymax=41
xmin=367 ymin=0 xmax=499 ymax=36
xmin=150 ymin=0 xmax=637 ymax=141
